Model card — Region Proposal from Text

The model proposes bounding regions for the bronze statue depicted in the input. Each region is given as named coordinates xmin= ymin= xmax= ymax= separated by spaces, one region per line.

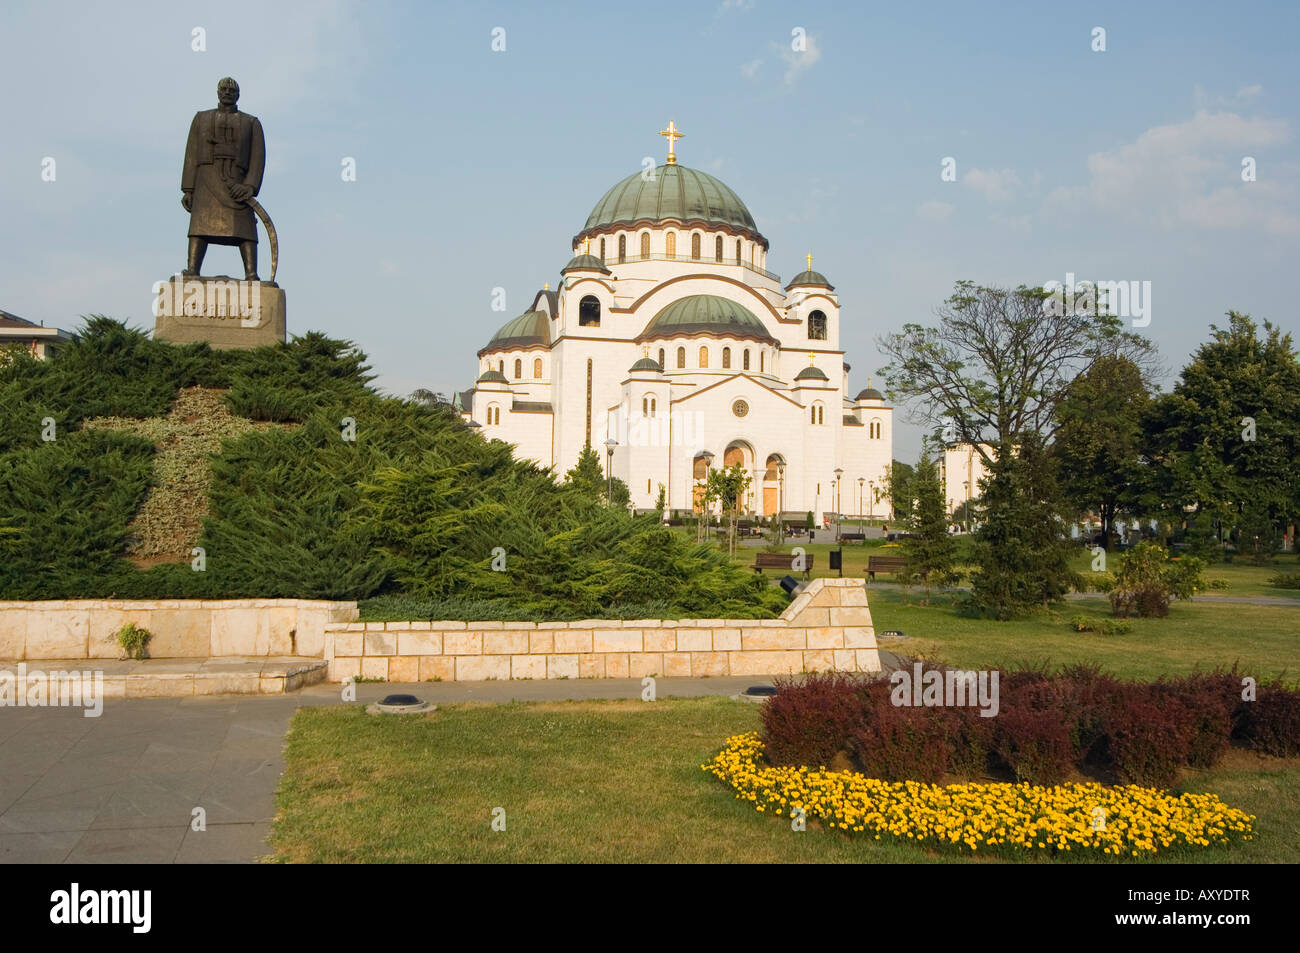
xmin=181 ymin=77 xmax=266 ymax=280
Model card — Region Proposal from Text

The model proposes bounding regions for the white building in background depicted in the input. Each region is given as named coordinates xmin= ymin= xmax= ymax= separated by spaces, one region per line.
xmin=0 ymin=310 xmax=75 ymax=360
xmin=458 ymin=123 xmax=893 ymax=520
xmin=939 ymin=443 xmax=994 ymax=518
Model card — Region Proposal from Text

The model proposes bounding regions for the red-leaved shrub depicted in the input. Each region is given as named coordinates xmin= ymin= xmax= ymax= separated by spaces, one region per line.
xmin=1241 ymin=680 xmax=1300 ymax=757
xmin=760 ymin=672 xmax=868 ymax=767
xmin=847 ymin=693 xmax=954 ymax=783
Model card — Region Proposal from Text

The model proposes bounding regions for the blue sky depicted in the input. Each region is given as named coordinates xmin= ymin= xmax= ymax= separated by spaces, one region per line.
xmin=4 ymin=0 xmax=1297 ymax=462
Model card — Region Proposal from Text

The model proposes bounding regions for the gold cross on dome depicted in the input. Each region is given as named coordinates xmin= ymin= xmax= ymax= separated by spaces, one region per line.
xmin=543 ymin=282 xmax=550 ymax=290
xmin=659 ymin=120 xmax=684 ymax=165
xmin=806 ymin=253 xmax=813 ymax=272
xmin=582 ymin=237 xmax=591 ymax=255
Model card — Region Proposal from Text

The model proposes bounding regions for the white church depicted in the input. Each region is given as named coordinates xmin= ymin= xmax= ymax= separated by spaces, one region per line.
xmin=459 ymin=123 xmax=893 ymax=522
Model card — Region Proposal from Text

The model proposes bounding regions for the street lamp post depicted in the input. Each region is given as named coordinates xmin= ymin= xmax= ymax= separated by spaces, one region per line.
xmin=962 ymin=480 xmax=970 ymax=532
xmin=833 ymin=468 xmax=843 ymax=539
xmin=776 ymin=462 xmax=786 ymax=540
xmin=868 ymin=480 xmax=875 ymax=525
xmin=603 ymin=437 xmax=618 ymax=503
xmin=858 ymin=477 xmax=864 ymax=534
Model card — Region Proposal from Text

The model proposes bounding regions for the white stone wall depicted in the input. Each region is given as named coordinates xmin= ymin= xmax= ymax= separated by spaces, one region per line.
xmin=0 ymin=599 xmax=359 ymax=660
xmin=326 ymin=578 xmax=880 ymax=682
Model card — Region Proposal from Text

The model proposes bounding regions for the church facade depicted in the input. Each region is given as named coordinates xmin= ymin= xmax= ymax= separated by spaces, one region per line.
xmin=460 ymin=125 xmax=893 ymax=521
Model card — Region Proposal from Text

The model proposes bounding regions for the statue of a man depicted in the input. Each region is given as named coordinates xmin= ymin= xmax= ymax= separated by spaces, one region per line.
xmin=181 ymin=77 xmax=265 ymax=280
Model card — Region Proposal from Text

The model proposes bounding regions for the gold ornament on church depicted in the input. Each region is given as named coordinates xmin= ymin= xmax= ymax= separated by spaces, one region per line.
xmin=732 ymin=399 xmax=749 ymax=418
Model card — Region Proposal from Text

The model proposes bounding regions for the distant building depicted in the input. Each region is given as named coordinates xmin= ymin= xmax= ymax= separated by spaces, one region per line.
xmin=458 ymin=124 xmax=893 ymax=521
xmin=939 ymin=443 xmax=993 ymax=518
xmin=0 ymin=310 xmax=75 ymax=360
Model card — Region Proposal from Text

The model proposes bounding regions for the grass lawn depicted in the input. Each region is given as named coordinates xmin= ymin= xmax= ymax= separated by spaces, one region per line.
xmin=269 ymin=696 xmax=1300 ymax=863
xmin=867 ymin=589 xmax=1299 ymax=683
xmin=711 ymin=527 xmax=1300 ymax=600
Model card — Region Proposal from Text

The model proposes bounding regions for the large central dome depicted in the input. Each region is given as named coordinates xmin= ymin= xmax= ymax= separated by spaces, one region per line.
xmin=582 ymin=164 xmax=760 ymax=237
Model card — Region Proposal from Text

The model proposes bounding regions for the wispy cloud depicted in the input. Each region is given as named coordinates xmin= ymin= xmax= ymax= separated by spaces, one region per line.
xmin=1045 ymin=106 xmax=1297 ymax=234
xmin=740 ymin=58 xmax=762 ymax=80
xmin=962 ymin=168 xmax=1021 ymax=202
xmin=780 ymin=33 xmax=821 ymax=84
xmin=916 ymin=200 xmax=954 ymax=222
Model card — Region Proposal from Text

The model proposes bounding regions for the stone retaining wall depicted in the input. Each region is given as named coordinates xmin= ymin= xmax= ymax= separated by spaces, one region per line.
xmin=0 ymin=599 xmax=359 ymax=660
xmin=324 ymin=578 xmax=879 ymax=682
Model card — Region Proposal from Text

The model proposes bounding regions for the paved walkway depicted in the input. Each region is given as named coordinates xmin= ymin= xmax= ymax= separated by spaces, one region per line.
xmin=0 ymin=674 xmax=786 ymax=864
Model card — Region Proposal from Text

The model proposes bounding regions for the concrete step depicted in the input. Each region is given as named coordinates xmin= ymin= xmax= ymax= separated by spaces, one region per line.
xmin=0 ymin=656 xmax=328 ymax=698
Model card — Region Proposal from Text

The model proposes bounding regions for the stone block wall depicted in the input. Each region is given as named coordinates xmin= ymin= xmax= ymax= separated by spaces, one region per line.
xmin=0 ymin=599 xmax=359 ymax=660
xmin=324 ymin=578 xmax=879 ymax=682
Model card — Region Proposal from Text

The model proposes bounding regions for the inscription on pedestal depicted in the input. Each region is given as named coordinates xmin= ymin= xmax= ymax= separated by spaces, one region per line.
xmin=152 ymin=275 xmax=286 ymax=349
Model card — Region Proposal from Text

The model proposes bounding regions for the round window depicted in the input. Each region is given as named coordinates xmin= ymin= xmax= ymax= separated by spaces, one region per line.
xmin=732 ymin=399 xmax=749 ymax=418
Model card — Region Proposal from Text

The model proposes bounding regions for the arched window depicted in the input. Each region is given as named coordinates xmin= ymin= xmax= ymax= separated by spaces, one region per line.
xmin=743 ymin=349 xmax=750 ymax=371
xmin=750 ymin=244 xmax=756 ymax=266
xmin=808 ymin=310 xmax=828 ymax=341
xmin=642 ymin=396 xmax=649 ymax=416
xmin=514 ymin=358 xmax=521 ymax=379
xmin=618 ymin=234 xmax=626 ymax=262
xmin=533 ymin=358 xmax=542 ymax=378
xmin=735 ymin=238 xmax=742 ymax=262
xmin=657 ymin=348 xmax=665 ymax=369
xmin=488 ymin=404 xmax=500 ymax=426
xmin=870 ymin=419 xmax=882 ymax=439
xmin=722 ymin=347 xmax=731 ymax=369
xmin=691 ymin=233 xmax=701 ymax=259
xmin=579 ymin=295 xmax=601 ymax=327
xmin=649 ymin=396 xmax=656 ymax=414
xmin=760 ymin=352 xmax=764 ymax=373
xmin=666 ymin=232 xmax=676 ymax=258
xmin=698 ymin=346 xmax=709 ymax=368
xmin=715 ymin=235 xmax=723 ymax=262
xmin=811 ymin=406 xmax=816 ymax=425
xmin=677 ymin=346 xmax=686 ymax=368
xmin=641 ymin=232 xmax=650 ymax=257
xmin=498 ymin=359 xmax=504 ymax=373
xmin=599 ymin=238 xmax=605 ymax=260
xmin=810 ymin=403 xmax=824 ymax=426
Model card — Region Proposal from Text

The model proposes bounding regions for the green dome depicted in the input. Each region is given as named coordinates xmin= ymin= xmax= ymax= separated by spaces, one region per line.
xmin=482 ymin=310 xmax=551 ymax=353
xmin=794 ymin=364 xmax=829 ymax=382
xmin=856 ymin=387 xmax=884 ymax=401
xmin=476 ymin=369 xmax=508 ymax=385
xmin=561 ymin=254 xmax=610 ymax=274
xmin=786 ymin=270 xmax=834 ymax=291
xmin=584 ymin=165 xmax=760 ymax=236
xmin=629 ymin=356 xmax=663 ymax=373
xmin=637 ymin=294 xmax=775 ymax=343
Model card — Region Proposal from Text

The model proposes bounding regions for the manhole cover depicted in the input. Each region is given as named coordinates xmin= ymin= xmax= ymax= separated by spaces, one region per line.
xmin=367 ymin=694 xmax=436 ymax=715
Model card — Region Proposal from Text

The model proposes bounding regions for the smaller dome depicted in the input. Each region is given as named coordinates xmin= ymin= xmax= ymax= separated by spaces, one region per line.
xmin=794 ymin=365 xmax=829 ymax=382
xmin=856 ymin=387 xmax=884 ymax=401
xmin=477 ymin=369 xmax=509 ymax=384
xmin=785 ymin=270 xmax=834 ymax=291
xmin=629 ymin=356 xmax=663 ymax=373
xmin=483 ymin=310 xmax=551 ymax=352
xmin=561 ymin=254 xmax=610 ymax=275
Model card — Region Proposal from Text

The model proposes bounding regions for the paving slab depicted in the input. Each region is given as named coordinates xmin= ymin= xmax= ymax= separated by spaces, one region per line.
xmin=0 ymin=673 xmax=779 ymax=864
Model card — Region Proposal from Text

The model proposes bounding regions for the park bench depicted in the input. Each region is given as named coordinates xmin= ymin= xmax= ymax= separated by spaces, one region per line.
xmin=752 ymin=552 xmax=814 ymax=578
xmin=867 ymin=554 xmax=926 ymax=581
xmin=837 ymin=532 xmax=866 ymax=544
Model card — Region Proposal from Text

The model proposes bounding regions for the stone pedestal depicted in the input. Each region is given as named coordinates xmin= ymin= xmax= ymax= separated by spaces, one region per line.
xmin=152 ymin=274 xmax=286 ymax=349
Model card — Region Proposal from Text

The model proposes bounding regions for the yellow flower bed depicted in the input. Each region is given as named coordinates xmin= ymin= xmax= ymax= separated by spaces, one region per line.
xmin=703 ymin=733 xmax=1254 ymax=857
